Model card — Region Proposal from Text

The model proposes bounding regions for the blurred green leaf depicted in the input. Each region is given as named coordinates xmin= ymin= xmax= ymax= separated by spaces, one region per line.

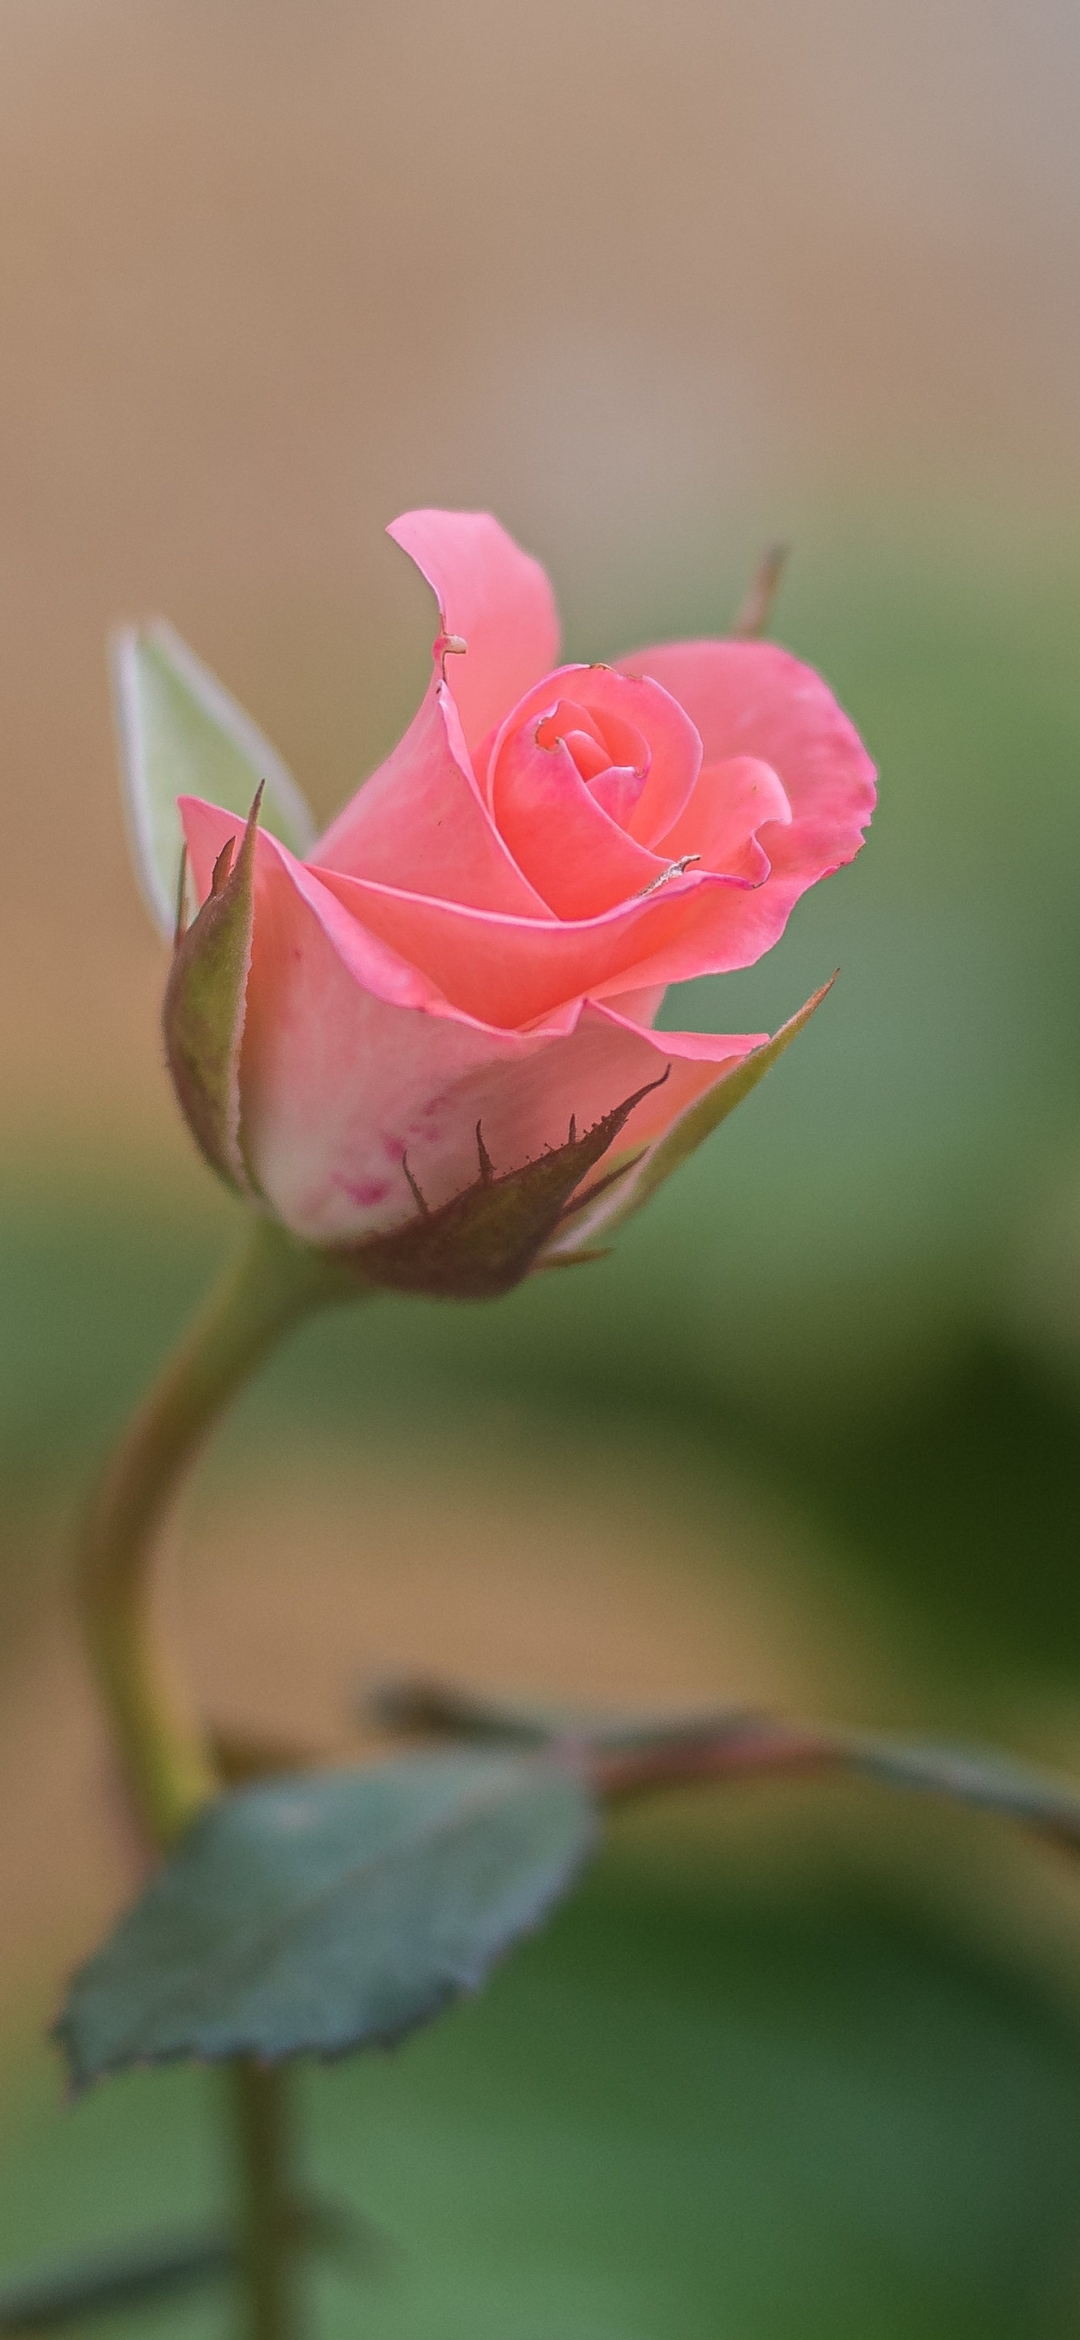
xmin=58 ymin=1753 xmax=596 ymax=2086
xmin=112 ymin=623 xmax=315 ymax=938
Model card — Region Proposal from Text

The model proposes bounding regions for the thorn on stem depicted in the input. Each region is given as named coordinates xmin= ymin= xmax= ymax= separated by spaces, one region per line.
xmin=734 ymin=542 xmax=790 ymax=640
xmin=568 ymin=1113 xmax=577 ymax=1145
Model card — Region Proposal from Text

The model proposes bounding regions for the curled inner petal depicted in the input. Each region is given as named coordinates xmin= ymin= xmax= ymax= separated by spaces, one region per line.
xmin=491 ymin=712 xmax=669 ymax=917
xmin=532 ymin=696 xmax=651 ymax=830
xmin=558 ymin=727 xmax=609 ymax=781
xmin=485 ymin=664 xmax=702 ymax=847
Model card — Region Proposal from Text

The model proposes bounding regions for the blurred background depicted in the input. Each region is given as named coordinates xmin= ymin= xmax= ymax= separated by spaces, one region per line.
xmin=3 ymin=0 xmax=1080 ymax=2332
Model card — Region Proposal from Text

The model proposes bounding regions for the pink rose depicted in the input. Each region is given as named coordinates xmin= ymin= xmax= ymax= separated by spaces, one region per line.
xmin=137 ymin=510 xmax=874 ymax=1296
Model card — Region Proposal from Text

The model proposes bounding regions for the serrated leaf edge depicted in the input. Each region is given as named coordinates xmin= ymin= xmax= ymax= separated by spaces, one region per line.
xmin=58 ymin=1755 xmax=598 ymax=2085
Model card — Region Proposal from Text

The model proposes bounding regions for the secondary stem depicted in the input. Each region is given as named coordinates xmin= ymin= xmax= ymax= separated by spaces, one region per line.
xmin=230 ymin=2063 xmax=299 ymax=2340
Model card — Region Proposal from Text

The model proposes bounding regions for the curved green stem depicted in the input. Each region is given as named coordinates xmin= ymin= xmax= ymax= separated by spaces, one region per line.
xmin=77 ymin=1210 xmax=369 ymax=2340
xmin=77 ymin=1212 xmax=351 ymax=1845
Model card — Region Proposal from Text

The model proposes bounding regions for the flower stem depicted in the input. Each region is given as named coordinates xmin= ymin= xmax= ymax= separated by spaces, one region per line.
xmin=77 ymin=1212 xmax=350 ymax=1846
xmin=76 ymin=1209 xmax=365 ymax=2340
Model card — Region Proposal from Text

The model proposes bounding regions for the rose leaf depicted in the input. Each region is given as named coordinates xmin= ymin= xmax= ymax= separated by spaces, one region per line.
xmin=57 ymin=1751 xmax=597 ymax=2088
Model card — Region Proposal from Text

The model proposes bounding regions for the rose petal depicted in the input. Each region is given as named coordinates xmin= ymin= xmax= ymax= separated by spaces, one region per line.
xmin=241 ymin=878 xmax=538 ymax=1243
xmin=388 ymin=509 xmax=560 ymax=757
xmin=243 ymin=872 xmax=761 ymax=1246
xmin=660 ymin=755 xmax=792 ymax=882
xmin=603 ymin=984 xmax=668 ymax=1027
xmin=617 ymin=638 xmax=876 ymax=959
xmin=179 ymin=797 xmax=438 ymax=1014
xmin=489 ymin=710 xmax=668 ymax=916
xmin=180 ymin=802 xmax=762 ymax=1245
xmin=543 ymin=995 xmax=821 ymax=1254
xmin=313 ymin=675 xmax=546 ymax=915
xmin=485 ymin=664 xmax=701 ymax=845
xmin=412 ymin=1003 xmax=765 ymax=1244
xmin=313 ymin=858 xmax=758 ymax=1030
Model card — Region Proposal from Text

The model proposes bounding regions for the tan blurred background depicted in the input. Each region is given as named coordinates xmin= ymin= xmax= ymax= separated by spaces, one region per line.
xmin=3 ymin=0 xmax=1078 ymax=1154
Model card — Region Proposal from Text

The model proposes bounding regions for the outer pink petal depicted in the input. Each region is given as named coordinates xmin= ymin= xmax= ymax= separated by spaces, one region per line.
xmin=182 ymin=795 xmax=582 ymax=1037
xmin=313 ymin=859 xmax=760 ymax=1031
xmin=237 ymin=851 xmax=542 ymax=1242
xmin=661 ymin=755 xmax=792 ymax=883
xmin=180 ymin=796 xmax=440 ymax=1013
xmin=407 ymin=1004 xmax=765 ymax=1246
xmin=618 ymin=638 xmax=876 ymax=958
xmin=603 ymin=983 xmax=668 ymax=1026
xmin=388 ymin=509 xmax=560 ymax=757
xmin=248 ymin=914 xmax=763 ymax=1248
xmin=312 ymin=675 xmax=546 ymax=916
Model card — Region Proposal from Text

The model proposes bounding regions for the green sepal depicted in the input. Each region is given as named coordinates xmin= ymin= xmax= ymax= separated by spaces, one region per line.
xmin=551 ymin=980 xmax=834 ymax=1259
xmin=112 ymin=624 xmax=315 ymax=939
xmin=161 ymin=792 xmax=261 ymax=1192
xmin=628 ymin=979 xmax=833 ymax=1221
xmin=335 ymin=1072 xmax=668 ymax=1300
xmin=56 ymin=1751 xmax=597 ymax=2085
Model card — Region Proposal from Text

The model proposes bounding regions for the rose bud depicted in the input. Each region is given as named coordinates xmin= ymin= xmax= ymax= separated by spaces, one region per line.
xmin=116 ymin=511 xmax=875 ymax=1300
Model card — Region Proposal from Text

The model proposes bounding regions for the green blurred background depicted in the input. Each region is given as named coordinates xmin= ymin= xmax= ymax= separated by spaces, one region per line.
xmin=3 ymin=2 xmax=1080 ymax=2331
